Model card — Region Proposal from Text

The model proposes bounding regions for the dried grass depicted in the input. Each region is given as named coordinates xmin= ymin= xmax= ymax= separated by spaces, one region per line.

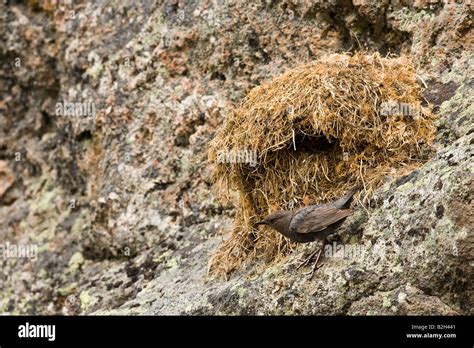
xmin=207 ymin=53 xmax=436 ymax=279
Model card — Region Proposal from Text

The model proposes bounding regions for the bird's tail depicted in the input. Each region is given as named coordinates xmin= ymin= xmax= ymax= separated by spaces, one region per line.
xmin=333 ymin=186 xmax=359 ymax=209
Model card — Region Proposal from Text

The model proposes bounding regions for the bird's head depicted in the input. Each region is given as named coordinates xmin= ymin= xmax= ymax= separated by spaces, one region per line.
xmin=255 ymin=210 xmax=291 ymax=229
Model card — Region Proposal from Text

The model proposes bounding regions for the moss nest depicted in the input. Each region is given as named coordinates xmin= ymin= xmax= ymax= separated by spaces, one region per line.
xmin=208 ymin=53 xmax=436 ymax=279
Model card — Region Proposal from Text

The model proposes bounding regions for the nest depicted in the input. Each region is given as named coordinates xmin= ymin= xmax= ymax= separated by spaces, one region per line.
xmin=207 ymin=53 xmax=436 ymax=279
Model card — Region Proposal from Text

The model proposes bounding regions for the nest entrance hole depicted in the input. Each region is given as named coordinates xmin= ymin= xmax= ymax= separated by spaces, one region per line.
xmin=289 ymin=132 xmax=338 ymax=154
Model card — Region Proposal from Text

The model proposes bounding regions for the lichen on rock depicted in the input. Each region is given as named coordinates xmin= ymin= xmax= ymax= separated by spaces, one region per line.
xmin=0 ymin=0 xmax=472 ymax=315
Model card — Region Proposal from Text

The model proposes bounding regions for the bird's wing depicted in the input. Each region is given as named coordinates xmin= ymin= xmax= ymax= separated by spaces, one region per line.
xmin=289 ymin=204 xmax=353 ymax=234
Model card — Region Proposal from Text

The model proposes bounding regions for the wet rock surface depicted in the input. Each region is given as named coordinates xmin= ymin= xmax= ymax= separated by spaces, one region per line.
xmin=0 ymin=0 xmax=472 ymax=315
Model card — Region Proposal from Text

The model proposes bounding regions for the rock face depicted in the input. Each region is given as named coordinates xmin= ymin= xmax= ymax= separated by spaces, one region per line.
xmin=0 ymin=0 xmax=472 ymax=315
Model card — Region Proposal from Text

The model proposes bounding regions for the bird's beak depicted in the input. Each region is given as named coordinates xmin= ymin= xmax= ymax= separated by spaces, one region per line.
xmin=255 ymin=220 xmax=266 ymax=226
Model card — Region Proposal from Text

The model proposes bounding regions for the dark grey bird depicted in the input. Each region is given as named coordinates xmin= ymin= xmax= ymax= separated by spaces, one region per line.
xmin=255 ymin=187 xmax=358 ymax=277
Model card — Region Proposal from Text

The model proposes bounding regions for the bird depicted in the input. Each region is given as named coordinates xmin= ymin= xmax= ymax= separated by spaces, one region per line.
xmin=255 ymin=187 xmax=358 ymax=278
